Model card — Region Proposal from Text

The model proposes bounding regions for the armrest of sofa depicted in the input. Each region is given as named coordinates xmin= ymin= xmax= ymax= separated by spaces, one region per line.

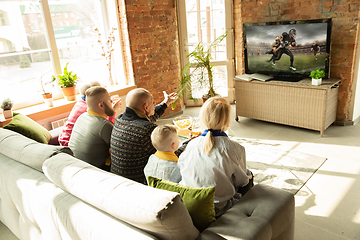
xmin=48 ymin=127 xmax=62 ymax=145
xmin=197 ymin=184 xmax=295 ymax=240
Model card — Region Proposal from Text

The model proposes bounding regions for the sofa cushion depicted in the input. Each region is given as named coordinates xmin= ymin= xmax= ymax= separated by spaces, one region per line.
xmin=0 ymin=128 xmax=73 ymax=172
xmin=148 ymin=176 xmax=216 ymax=232
xmin=43 ymin=153 xmax=200 ymax=240
xmin=3 ymin=112 xmax=51 ymax=144
xmin=197 ymin=184 xmax=295 ymax=240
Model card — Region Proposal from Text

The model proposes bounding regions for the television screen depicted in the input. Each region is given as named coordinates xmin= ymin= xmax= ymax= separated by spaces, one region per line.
xmin=243 ymin=19 xmax=332 ymax=81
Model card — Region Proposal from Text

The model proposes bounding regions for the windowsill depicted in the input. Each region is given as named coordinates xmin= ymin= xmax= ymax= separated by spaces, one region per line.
xmin=0 ymin=85 xmax=137 ymax=127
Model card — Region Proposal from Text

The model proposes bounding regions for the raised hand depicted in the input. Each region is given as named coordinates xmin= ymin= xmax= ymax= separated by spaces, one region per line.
xmin=163 ymin=91 xmax=178 ymax=106
xmin=111 ymin=95 xmax=122 ymax=112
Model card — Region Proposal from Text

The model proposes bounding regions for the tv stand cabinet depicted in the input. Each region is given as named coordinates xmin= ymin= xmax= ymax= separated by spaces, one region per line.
xmin=234 ymin=78 xmax=340 ymax=136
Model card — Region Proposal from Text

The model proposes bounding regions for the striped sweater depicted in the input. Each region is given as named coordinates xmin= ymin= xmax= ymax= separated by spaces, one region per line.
xmin=110 ymin=104 xmax=167 ymax=184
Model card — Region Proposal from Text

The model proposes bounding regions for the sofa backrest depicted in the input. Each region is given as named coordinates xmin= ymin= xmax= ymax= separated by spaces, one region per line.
xmin=0 ymin=128 xmax=73 ymax=172
xmin=43 ymin=153 xmax=200 ymax=240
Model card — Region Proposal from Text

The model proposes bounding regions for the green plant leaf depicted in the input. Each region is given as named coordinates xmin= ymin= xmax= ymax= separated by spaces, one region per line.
xmin=175 ymin=30 xmax=228 ymax=102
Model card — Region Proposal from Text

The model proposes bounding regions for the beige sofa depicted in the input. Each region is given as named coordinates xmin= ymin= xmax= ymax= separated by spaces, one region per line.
xmin=0 ymin=128 xmax=295 ymax=240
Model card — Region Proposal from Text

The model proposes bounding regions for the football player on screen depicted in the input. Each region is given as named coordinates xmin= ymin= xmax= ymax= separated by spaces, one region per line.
xmin=271 ymin=28 xmax=297 ymax=70
xmin=265 ymin=36 xmax=281 ymax=63
xmin=310 ymin=42 xmax=321 ymax=60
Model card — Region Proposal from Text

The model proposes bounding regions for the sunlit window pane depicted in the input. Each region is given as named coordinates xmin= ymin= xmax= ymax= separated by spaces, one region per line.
xmin=185 ymin=0 xmax=228 ymax=99
xmin=191 ymin=65 xmax=228 ymax=98
xmin=52 ymin=0 xmax=119 ymax=87
xmin=0 ymin=0 xmax=125 ymax=109
xmin=0 ymin=1 xmax=56 ymax=106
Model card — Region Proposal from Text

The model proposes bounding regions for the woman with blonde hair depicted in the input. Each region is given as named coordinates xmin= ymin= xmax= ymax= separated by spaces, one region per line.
xmin=178 ymin=97 xmax=253 ymax=216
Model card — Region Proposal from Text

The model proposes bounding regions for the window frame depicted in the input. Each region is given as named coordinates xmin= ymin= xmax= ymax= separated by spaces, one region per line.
xmin=0 ymin=0 xmax=128 ymax=111
xmin=177 ymin=0 xmax=235 ymax=104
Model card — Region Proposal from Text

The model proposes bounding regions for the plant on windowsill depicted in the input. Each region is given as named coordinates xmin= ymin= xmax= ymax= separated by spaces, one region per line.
xmin=51 ymin=62 xmax=80 ymax=101
xmin=309 ymin=68 xmax=325 ymax=86
xmin=40 ymin=76 xmax=54 ymax=107
xmin=172 ymin=31 xmax=228 ymax=109
xmin=1 ymin=98 xmax=14 ymax=119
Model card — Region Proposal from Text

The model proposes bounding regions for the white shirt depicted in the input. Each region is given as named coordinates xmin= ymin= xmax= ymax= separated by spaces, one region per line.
xmin=178 ymin=136 xmax=251 ymax=212
xmin=144 ymin=152 xmax=181 ymax=184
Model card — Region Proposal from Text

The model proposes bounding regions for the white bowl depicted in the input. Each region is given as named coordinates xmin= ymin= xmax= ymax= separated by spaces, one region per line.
xmin=173 ymin=115 xmax=192 ymax=130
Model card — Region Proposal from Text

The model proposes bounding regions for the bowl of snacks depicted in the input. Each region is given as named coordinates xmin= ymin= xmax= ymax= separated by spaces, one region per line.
xmin=173 ymin=115 xmax=192 ymax=130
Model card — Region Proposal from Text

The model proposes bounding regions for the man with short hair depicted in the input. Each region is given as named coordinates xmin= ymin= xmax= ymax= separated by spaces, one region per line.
xmin=69 ymin=86 xmax=121 ymax=171
xmin=58 ymin=81 xmax=117 ymax=146
xmin=110 ymin=88 xmax=178 ymax=184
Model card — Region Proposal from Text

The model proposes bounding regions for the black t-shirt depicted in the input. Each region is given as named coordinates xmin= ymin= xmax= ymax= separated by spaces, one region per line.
xmin=312 ymin=44 xmax=320 ymax=52
xmin=281 ymin=32 xmax=295 ymax=48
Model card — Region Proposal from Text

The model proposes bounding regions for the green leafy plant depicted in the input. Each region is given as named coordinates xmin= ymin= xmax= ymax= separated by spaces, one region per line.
xmin=51 ymin=62 xmax=80 ymax=88
xmin=172 ymin=31 xmax=228 ymax=109
xmin=1 ymin=98 xmax=14 ymax=110
xmin=309 ymin=68 xmax=325 ymax=79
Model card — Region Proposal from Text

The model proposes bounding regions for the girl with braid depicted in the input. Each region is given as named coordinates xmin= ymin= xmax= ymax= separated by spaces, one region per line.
xmin=178 ymin=97 xmax=253 ymax=217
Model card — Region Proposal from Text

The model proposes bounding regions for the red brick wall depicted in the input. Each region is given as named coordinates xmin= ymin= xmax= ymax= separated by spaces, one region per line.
xmin=120 ymin=0 xmax=182 ymax=114
xmin=234 ymin=0 xmax=360 ymax=122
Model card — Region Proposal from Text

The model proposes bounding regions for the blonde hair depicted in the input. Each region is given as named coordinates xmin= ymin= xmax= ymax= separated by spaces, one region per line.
xmin=199 ymin=97 xmax=231 ymax=155
xmin=151 ymin=125 xmax=177 ymax=152
xmin=80 ymin=81 xmax=101 ymax=96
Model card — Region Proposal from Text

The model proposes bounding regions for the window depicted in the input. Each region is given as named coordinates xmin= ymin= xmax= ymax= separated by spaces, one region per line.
xmin=178 ymin=0 xmax=234 ymax=101
xmin=0 ymin=12 xmax=7 ymax=26
xmin=0 ymin=0 xmax=126 ymax=109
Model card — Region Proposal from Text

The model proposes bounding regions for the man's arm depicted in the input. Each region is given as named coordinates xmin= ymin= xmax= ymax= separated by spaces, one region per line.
xmin=149 ymin=91 xmax=178 ymax=122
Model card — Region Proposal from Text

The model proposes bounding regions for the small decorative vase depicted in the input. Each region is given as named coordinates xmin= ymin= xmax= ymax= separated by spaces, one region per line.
xmin=312 ymin=78 xmax=322 ymax=86
xmin=3 ymin=110 xmax=13 ymax=119
xmin=42 ymin=93 xmax=53 ymax=107
xmin=61 ymin=86 xmax=76 ymax=101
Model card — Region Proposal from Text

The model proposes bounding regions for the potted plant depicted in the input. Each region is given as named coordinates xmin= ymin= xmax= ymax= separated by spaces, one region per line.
xmin=40 ymin=76 xmax=54 ymax=107
xmin=1 ymin=98 xmax=14 ymax=119
xmin=172 ymin=31 xmax=228 ymax=109
xmin=51 ymin=62 xmax=80 ymax=101
xmin=309 ymin=68 xmax=325 ymax=86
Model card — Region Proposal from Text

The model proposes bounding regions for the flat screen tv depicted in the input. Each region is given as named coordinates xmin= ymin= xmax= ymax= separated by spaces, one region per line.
xmin=243 ymin=18 xmax=332 ymax=81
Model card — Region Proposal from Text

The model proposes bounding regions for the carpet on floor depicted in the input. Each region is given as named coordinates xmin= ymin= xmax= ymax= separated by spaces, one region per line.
xmin=231 ymin=137 xmax=327 ymax=195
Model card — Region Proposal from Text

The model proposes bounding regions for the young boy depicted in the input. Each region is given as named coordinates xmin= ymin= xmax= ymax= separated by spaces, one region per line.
xmin=144 ymin=124 xmax=181 ymax=184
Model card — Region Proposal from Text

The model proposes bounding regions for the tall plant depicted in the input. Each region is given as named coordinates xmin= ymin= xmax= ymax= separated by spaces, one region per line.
xmin=173 ymin=31 xmax=228 ymax=109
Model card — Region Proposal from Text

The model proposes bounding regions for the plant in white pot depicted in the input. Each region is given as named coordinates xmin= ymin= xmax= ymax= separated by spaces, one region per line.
xmin=1 ymin=98 xmax=14 ymax=119
xmin=51 ymin=62 xmax=80 ymax=101
xmin=309 ymin=68 xmax=325 ymax=86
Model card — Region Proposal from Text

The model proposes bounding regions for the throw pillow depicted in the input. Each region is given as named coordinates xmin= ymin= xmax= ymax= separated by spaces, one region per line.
xmin=148 ymin=176 xmax=216 ymax=232
xmin=4 ymin=112 xmax=51 ymax=144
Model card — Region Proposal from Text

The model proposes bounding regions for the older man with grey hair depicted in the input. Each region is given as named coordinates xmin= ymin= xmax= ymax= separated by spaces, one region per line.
xmin=110 ymin=88 xmax=179 ymax=184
